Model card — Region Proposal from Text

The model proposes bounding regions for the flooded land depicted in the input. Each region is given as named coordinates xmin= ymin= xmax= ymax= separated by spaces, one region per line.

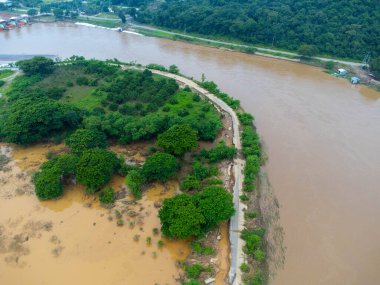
xmin=1 ymin=22 xmax=380 ymax=285
xmin=0 ymin=143 xmax=189 ymax=285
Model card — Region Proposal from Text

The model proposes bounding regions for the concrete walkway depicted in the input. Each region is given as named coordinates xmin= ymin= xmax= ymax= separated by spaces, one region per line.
xmin=124 ymin=67 xmax=246 ymax=284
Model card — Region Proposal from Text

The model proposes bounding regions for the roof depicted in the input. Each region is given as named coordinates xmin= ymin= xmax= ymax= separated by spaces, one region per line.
xmin=0 ymin=0 xmax=12 ymax=3
xmin=338 ymin=68 xmax=347 ymax=72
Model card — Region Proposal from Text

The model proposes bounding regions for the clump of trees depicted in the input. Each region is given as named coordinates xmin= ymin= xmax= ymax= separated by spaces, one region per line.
xmin=142 ymin=152 xmax=179 ymax=182
xmin=156 ymin=124 xmax=198 ymax=156
xmin=99 ymin=187 xmax=116 ymax=205
xmin=159 ymin=186 xmax=234 ymax=239
xmin=76 ymin=149 xmax=119 ymax=193
xmin=125 ymin=169 xmax=144 ymax=199
xmin=0 ymin=98 xmax=82 ymax=145
xmin=65 ymin=128 xmax=107 ymax=155
xmin=17 ymin=56 xmax=55 ymax=76
xmin=200 ymin=140 xmax=237 ymax=163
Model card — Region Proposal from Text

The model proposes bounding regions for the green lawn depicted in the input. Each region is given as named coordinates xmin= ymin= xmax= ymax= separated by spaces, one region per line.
xmin=61 ymin=86 xmax=105 ymax=111
xmin=77 ymin=17 xmax=121 ymax=28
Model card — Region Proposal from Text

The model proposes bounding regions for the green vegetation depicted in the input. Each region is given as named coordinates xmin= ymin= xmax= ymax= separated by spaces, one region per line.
xmin=199 ymin=80 xmax=240 ymax=109
xmin=137 ymin=0 xmax=380 ymax=60
xmin=99 ymin=187 xmax=116 ymax=205
xmin=237 ymin=112 xmax=254 ymax=126
xmin=76 ymin=149 xmax=119 ymax=193
xmin=17 ymin=56 xmax=55 ymax=76
xmin=191 ymin=241 xmax=214 ymax=255
xmin=185 ymin=263 xmax=206 ymax=279
xmin=200 ymin=140 xmax=237 ymax=163
xmin=241 ymin=229 xmax=266 ymax=262
xmin=142 ymin=152 xmax=179 ymax=182
xmin=125 ymin=169 xmax=144 ymax=199
xmin=370 ymin=57 xmax=380 ymax=79
xmin=157 ymin=124 xmax=198 ymax=156
xmin=180 ymin=175 xmax=201 ymax=192
xmin=65 ymin=128 xmax=107 ymax=154
xmin=159 ymin=186 xmax=234 ymax=239
xmin=0 ymin=70 xmax=14 ymax=79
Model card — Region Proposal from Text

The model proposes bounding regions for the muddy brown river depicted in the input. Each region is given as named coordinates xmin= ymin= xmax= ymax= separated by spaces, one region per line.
xmin=1 ymin=22 xmax=380 ymax=285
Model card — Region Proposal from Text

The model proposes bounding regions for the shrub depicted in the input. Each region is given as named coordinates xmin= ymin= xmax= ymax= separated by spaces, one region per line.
xmin=0 ymin=80 xmax=5 ymax=87
xmin=142 ymin=152 xmax=179 ymax=182
xmin=65 ymin=128 xmax=107 ymax=155
xmin=244 ymin=211 xmax=257 ymax=219
xmin=237 ymin=112 xmax=254 ymax=125
xmin=240 ymin=263 xmax=250 ymax=273
xmin=201 ymin=140 xmax=237 ymax=163
xmin=99 ymin=187 xmax=115 ymax=205
xmin=242 ymin=127 xmax=261 ymax=158
xmin=126 ymin=169 xmax=144 ymax=199
xmin=240 ymin=194 xmax=249 ymax=201
xmin=76 ymin=76 xmax=89 ymax=86
xmin=178 ymin=109 xmax=189 ymax=117
xmin=34 ymin=169 xmax=63 ymax=200
xmin=203 ymin=178 xmax=223 ymax=186
xmin=192 ymin=94 xmax=201 ymax=102
xmin=185 ymin=263 xmax=205 ymax=279
xmin=180 ymin=175 xmax=201 ymax=191
xmin=76 ymin=149 xmax=119 ymax=193
xmin=183 ymin=281 xmax=201 ymax=285
xmin=46 ymin=86 xmax=66 ymax=100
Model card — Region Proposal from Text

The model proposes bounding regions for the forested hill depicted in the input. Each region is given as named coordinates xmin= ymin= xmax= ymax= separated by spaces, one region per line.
xmin=136 ymin=0 xmax=380 ymax=60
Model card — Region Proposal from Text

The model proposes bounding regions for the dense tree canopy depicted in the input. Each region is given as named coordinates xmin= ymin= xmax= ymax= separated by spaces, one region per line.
xmin=142 ymin=152 xmax=179 ymax=182
xmin=159 ymin=194 xmax=205 ymax=239
xmin=65 ymin=128 xmax=107 ymax=155
xmin=137 ymin=0 xmax=380 ymax=59
xmin=156 ymin=124 xmax=198 ymax=156
xmin=0 ymin=99 xmax=81 ymax=145
xmin=17 ymin=56 xmax=55 ymax=76
xmin=76 ymin=149 xmax=119 ymax=193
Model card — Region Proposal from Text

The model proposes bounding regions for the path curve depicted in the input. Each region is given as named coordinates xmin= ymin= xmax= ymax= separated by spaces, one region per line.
xmin=124 ymin=67 xmax=246 ymax=284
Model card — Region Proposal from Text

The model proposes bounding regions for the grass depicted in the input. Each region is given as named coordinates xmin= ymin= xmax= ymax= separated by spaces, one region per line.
xmin=0 ymin=70 xmax=15 ymax=79
xmin=61 ymin=86 xmax=104 ymax=111
xmin=77 ymin=17 xmax=121 ymax=28
xmin=95 ymin=13 xmax=119 ymax=19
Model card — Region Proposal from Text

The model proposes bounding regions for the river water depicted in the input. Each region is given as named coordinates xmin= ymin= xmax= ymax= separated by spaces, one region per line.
xmin=1 ymin=23 xmax=380 ymax=285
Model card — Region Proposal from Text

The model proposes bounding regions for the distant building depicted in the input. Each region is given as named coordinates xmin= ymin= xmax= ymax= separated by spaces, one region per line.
xmin=351 ymin=77 xmax=360 ymax=84
xmin=0 ymin=0 xmax=13 ymax=7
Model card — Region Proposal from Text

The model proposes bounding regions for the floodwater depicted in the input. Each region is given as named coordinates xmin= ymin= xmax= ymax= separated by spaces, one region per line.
xmin=1 ymin=22 xmax=380 ymax=285
xmin=0 ymin=143 xmax=189 ymax=285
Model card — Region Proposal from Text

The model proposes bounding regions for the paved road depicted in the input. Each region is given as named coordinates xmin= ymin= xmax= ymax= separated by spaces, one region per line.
xmin=124 ymin=66 xmax=246 ymax=284
xmin=131 ymin=23 xmax=362 ymax=67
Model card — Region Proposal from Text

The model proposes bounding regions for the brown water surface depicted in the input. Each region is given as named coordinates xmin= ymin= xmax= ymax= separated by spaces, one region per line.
xmin=0 ymin=143 xmax=189 ymax=285
xmin=1 ymin=23 xmax=380 ymax=284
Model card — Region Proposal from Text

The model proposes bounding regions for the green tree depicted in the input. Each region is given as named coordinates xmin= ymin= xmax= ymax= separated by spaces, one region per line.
xmin=126 ymin=169 xmax=144 ymax=199
xmin=65 ymin=128 xmax=107 ymax=155
xmin=370 ymin=57 xmax=380 ymax=79
xmin=156 ymin=124 xmax=198 ymax=156
xmin=16 ymin=56 xmax=55 ymax=76
xmin=53 ymin=8 xmax=64 ymax=19
xmin=169 ymin=64 xmax=180 ymax=74
xmin=142 ymin=152 xmax=179 ymax=182
xmin=180 ymin=175 xmax=201 ymax=191
xmin=99 ymin=187 xmax=116 ymax=205
xmin=76 ymin=149 xmax=119 ymax=193
xmin=34 ymin=169 xmax=63 ymax=200
xmin=297 ymin=44 xmax=319 ymax=57
xmin=118 ymin=11 xmax=126 ymax=24
xmin=159 ymin=194 xmax=205 ymax=239
xmin=0 ymin=99 xmax=80 ymax=145
xmin=194 ymin=186 xmax=235 ymax=231
xmin=202 ymin=140 xmax=237 ymax=163
xmin=27 ymin=8 xmax=38 ymax=16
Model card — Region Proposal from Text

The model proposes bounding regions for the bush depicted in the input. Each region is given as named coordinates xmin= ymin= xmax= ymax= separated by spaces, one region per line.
xmin=65 ymin=128 xmax=107 ymax=155
xmin=76 ymin=149 xmax=119 ymax=193
xmin=142 ymin=152 xmax=179 ymax=182
xmin=34 ymin=169 xmax=63 ymax=200
xmin=241 ymin=229 xmax=266 ymax=261
xmin=185 ymin=263 xmax=205 ymax=279
xmin=99 ymin=187 xmax=115 ymax=204
xmin=244 ymin=211 xmax=257 ymax=219
xmin=76 ymin=76 xmax=89 ymax=86
xmin=237 ymin=112 xmax=254 ymax=125
xmin=201 ymin=140 xmax=237 ymax=163
xmin=240 ymin=263 xmax=250 ymax=273
xmin=180 ymin=175 xmax=201 ymax=191
xmin=0 ymin=80 xmax=5 ymax=87
xmin=183 ymin=281 xmax=201 ymax=285
xmin=203 ymin=178 xmax=223 ymax=186
xmin=242 ymin=127 xmax=261 ymax=158
xmin=46 ymin=86 xmax=66 ymax=99
xmin=157 ymin=124 xmax=198 ymax=156
xmin=178 ymin=109 xmax=189 ymax=117
xmin=126 ymin=169 xmax=144 ymax=199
